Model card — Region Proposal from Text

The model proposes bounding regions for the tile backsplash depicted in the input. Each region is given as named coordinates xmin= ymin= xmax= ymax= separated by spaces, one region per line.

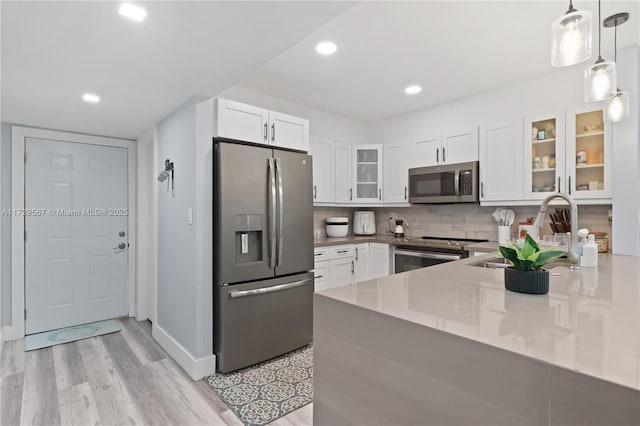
xmin=314 ymin=204 xmax=612 ymax=245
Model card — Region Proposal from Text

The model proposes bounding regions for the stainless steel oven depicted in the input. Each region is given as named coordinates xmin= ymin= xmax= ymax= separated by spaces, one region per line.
xmin=394 ymin=247 xmax=464 ymax=273
xmin=408 ymin=161 xmax=479 ymax=204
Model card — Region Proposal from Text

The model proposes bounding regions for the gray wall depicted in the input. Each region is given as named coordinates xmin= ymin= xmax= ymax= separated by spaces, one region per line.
xmin=155 ymin=97 xmax=199 ymax=356
xmin=1 ymin=123 xmax=11 ymax=327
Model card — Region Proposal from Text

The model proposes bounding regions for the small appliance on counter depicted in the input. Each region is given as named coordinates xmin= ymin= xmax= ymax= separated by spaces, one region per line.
xmin=388 ymin=218 xmax=408 ymax=240
xmin=326 ymin=217 xmax=349 ymax=238
xmin=353 ymin=211 xmax=376 ymax=235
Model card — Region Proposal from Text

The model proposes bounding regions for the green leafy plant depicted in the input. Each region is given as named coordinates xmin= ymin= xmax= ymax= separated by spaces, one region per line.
xmin=499 ymin=233 xmax=565 ymax=271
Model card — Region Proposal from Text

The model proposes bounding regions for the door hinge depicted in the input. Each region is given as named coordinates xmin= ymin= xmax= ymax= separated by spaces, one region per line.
xmin=24 ymin=308 xmax=27 ymax=319
xmin=24 ymin=230 xmax=27 ymax=241
xmin=24 ymin=152 xmax=27 ymax=164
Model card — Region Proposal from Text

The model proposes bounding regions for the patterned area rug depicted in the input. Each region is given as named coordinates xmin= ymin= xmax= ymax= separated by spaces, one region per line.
xmin=24 ymin=319 xmax=121 ymax=351
xmin=205 ymin=345 xmax=313 ymax=426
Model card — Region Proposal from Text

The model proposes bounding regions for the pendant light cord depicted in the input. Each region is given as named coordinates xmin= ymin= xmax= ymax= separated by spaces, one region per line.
xmin=598 ymin=0 xmax=602 ymax=59
xmin=614 ymin=22 xmax=617 ymax=62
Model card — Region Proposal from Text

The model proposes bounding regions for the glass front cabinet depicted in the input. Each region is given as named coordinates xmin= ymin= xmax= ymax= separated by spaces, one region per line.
xmin=352 ymin=145 xmax=383 ymax=204
xmin=524 ymin=111 xmax=566 ymax=200
xmin=524 ymin=106 xmax=612 ymax=202
xmin=566 ymin=105 xmax=612 ymax=200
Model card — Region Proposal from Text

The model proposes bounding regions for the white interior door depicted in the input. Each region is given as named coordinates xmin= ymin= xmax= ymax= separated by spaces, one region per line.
xmin=25 ymin=137 xmax=128 ymax=334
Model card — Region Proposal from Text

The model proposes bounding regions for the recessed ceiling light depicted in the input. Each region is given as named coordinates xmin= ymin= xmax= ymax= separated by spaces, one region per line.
xmin=315 ymin=41 xmax=337 ymax=56
xmin=82 ymin=93 xmax=101 ymax=103
xmin=404 ymin=85 xmax=422 ymax=95
xmin=119 ymin=3 xmax=147 ymax=22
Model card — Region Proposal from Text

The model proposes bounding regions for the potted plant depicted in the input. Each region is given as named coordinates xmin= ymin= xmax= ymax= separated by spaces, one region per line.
xmin=498 ymin=234 xmax=565 ymax=295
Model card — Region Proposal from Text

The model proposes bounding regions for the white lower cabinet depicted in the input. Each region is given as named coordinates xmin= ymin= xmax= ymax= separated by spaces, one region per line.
xmin=330 ymin=257 xmax=355 ymax=288
xmin=353 ymin=243 xmax=369 ymax=282
xmin=368 ymin=243 xmax=390 ymax=279
xmin=314 ymin=243 xmax=390 ymax=291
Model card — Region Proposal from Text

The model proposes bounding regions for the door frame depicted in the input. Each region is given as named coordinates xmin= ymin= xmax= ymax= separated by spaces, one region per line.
xmin=9 ymin=126 xmax=137 ymax=339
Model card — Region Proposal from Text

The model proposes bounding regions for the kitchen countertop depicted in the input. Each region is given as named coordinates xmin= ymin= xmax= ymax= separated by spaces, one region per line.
xmin=315 ymin=252 xmax=640 ymax=391
xmin=314 ymin=234 xmax=486 ymax=248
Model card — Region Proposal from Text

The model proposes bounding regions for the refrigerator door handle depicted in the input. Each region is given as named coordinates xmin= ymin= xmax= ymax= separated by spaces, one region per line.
xmin=275 ymin=158 xmax=284 ymax=267
xmin=268 ymin=158 xmax=277 ymax=269
xmin=229 ymin=279 xmax=312 ymax=299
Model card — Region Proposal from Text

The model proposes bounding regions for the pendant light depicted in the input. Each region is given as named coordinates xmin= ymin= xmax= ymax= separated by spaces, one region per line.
xmin=551 ymin=0 xmax=592 ymax=67
xmin=603 ymin=12 xmax=630 ymax=122
xmin=584 ymin=0 xmax=616 ymax=102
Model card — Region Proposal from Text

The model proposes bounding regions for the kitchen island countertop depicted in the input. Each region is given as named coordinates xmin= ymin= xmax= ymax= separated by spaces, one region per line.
xmin=315 ymin=251 xmax=640 ymax=391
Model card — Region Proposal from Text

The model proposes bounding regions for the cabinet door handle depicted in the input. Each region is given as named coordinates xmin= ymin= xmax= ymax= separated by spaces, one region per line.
xmin=355 ymin=247 xmax=359 ymax=261
xmin=379 ymin=188 xmax=382 ymax=200
xmin=349 ymin=188 xmax=353 ymax=200
xmin=557 ymin=177 xmax=561 ymax=193
xmin=271 ymin=123 xmax=275 ymax=142
xmin=481 ymin=182 xmax=485 ymax=198
xmin=351 ymin=260 xmax=354 ymax=274
xmin=315 ymin=275 xmax=323 ymax=279
xmin=263 ymin=122 xmax=268 ymax=141
xmin=313 ymin=185 xmax=317 ymax=200
xmin=568 ymin=176 xmax=572 ymax=195
xmin=404 ymin=186 xmax=408 ymax=200
xmin=436 ymin=148 xmax=439 ymax=163
xmin=442 ymin=147 xmax=446 ymax=163
xmin=337 ymin=250 xmax=349 ymax=254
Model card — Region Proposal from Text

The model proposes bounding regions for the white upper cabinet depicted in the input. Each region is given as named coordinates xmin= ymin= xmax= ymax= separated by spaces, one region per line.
xmin=479 ymin=122 xmax=523 ymax=202
xmin=214 ymin=98 xmax=309 ymax=151
xmin=353 ymin=145 xmax=384 ymax=204
xmin=268 ymin=111 xmax=310 ymax=152
xmin=215 ymin=98 xmax=269 ymax=144
xmin=408 ymin=129 xmax=477 ymax=168
xmin=443 ymin=127 xmax=479 ymax=164
xmin=565 ymin=105 xmax=612 ymax=200
xmin=523 ymin=111 xmax=566 ymax=200
xmin=310 ymin=137 xmax=334 ymax=203
xmin=334 ymin=141 xmax=353 ymax=203
xmin=410 ymin=136 xmax=441 ymax=168
xmin=383 ymin=142 xmax=410 ymax=204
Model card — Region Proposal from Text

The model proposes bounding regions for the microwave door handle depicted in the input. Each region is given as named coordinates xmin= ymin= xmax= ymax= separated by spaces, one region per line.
xmin=268 ymin=158 xmax=277 ymax=269
xmin=454 ymin=170 xmax=461 ymax=196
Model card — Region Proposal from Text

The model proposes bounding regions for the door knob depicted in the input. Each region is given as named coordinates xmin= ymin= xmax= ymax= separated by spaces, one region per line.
xmin=114 ymin=243 xmax=126 ymax=250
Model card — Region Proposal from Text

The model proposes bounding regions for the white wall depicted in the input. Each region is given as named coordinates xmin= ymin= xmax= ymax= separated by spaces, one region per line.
xmin=220 ymin=85 xmax=369 ymax=145
xmin=1 ymin=123 xmax=11 ymax=330
xmin=152 ymin=96 xmax=214 ymax=379
xmin=155 ymin=98 xmax=198 ymax=352
xmin=368 ymin=45 xmax=640 ymax=255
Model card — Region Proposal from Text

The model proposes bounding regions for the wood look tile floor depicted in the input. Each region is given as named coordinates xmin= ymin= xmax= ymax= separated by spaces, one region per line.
xmin=0 ymin=318 xmax=313 ymax=426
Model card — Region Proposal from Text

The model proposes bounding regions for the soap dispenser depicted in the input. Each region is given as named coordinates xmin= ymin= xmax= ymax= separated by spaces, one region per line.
xmin=581 ymin=234 xmax=598 ymax=268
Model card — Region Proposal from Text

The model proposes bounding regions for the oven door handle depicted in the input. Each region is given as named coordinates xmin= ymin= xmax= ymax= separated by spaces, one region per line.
xmin=394 ymin=249 xmax=462 ymax=261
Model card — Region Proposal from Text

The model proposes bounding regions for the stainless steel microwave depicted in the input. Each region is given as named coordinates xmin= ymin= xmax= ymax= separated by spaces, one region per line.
xmin=408 ymin=161 xmax=479 ymax=204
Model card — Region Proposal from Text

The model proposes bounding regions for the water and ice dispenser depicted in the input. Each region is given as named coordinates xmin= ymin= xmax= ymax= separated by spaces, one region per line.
xmin=234 ymin=214 xmax=263 ymax=263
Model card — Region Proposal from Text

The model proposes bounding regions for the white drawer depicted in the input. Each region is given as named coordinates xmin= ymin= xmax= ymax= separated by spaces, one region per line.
xmin=314 ymin=247 xmax=330 ymax=262
xmin=330 ymin=245 xmax=354 ymax=260
xmin=313 ymin=262 xmax=330 ymax=292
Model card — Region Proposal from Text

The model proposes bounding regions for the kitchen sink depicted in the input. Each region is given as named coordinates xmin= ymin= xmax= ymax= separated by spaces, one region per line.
xmin=469 ymin=257 xmax=570 ymax=269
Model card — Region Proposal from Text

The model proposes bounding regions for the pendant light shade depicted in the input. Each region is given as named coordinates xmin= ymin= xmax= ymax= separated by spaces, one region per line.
xmin=551 ymin=3 xmax=592 ymax=67
xmin=584 ymin=60 xmax=617 ymax=102
xmin=604 ymin=90 xmax=630 ymax=122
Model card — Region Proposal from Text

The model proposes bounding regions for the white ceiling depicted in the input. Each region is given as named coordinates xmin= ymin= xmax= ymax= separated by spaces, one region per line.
xmin=237 ymin=1 xmax=640 ymax=123
xmin=1 ymin=1 xmax=355 ymax=139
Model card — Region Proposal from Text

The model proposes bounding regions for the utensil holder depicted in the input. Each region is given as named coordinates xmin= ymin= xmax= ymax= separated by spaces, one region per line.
xmin=498 ymin=226 xmax=511 ymax=245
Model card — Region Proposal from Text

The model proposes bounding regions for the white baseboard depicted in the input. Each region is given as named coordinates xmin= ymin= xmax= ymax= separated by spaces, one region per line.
xmin=152 ymin=323 xmax=215 ymax=381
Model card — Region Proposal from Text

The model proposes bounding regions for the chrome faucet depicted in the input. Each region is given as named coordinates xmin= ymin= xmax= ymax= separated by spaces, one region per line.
xmin=533 ymin=193 xmax=581 ymax=270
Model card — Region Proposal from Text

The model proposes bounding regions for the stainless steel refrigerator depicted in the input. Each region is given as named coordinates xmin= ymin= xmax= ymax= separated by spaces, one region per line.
xmin=213 ymin=139 xmax=314 ymax=373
